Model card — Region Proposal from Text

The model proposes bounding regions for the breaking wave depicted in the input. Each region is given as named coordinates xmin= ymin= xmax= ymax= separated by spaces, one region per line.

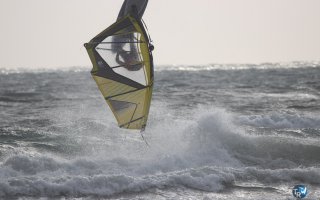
xmin=1 ymin=106 xmax=319 ymax=198
xmin=238 ymin=112 xmax=320 ymax=129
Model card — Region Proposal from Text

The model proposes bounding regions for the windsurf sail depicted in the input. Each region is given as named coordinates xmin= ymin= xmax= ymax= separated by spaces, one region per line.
xmin=84 ymin=15 xmax=154 ymax=130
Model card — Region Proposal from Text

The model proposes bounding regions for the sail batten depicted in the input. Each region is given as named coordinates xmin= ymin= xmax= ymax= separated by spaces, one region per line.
xmin=85 ymin=15 xmax=154 ymax=130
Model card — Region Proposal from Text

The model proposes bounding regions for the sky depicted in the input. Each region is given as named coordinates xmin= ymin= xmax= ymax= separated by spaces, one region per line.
xmin=0 ymin=0 xmax=319 ymax=68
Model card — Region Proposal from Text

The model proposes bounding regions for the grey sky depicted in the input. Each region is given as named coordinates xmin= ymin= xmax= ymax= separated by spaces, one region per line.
xmin=0 ymin=0 xmax=319 ymax=68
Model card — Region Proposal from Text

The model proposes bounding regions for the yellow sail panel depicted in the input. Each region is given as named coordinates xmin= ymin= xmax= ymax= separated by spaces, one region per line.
xmin=108 ymin=88 xmax=150 ymax=129
xmin=92 ymin=76 xmax=136 ymax=98
xmin=84 ymin=15 xmax=154 ymax=130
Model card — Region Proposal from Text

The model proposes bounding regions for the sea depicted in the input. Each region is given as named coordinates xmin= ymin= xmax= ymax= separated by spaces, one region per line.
xmin=0 ymin=61 xmax=320 ymax=199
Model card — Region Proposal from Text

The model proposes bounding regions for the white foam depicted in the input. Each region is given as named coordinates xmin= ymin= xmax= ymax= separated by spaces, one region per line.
xmin=238 ymin=112 xmax=320 ymax=129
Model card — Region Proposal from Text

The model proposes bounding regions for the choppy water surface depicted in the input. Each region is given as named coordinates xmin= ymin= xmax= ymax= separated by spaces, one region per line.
xmin=0 ymin=62 xmax=320 ymax=199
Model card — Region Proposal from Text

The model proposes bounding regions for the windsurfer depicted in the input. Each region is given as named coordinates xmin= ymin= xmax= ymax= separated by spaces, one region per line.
xmin=114 ymin=0 xmax=148 ymax=71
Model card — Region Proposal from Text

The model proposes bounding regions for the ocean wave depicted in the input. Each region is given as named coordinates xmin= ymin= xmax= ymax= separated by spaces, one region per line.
xmin=191 ymin=108 xmax=320 ymax=166
xmin=0 ymin=155 xmax=319 ymax=198
xmin=234 ymin=167 xmax=320 ymax=185
xmin=155 ymin=61 xmax=320 ymax=71
xmin=237 ymin=112 xmax=320 ymax=129
xmin=1 ymin=107 xmax=319 ymax=197
xmin=1 ymin=61 xmax=319 ymax=74
xmin=0 ymin=156 xmax=235 ymax=197
xmin=0 ymin=66 xmax=89 ymax=75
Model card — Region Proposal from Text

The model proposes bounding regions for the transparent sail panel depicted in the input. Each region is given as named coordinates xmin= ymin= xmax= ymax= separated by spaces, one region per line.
xmin=96 ymin=31 xmax=147 ymax=86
